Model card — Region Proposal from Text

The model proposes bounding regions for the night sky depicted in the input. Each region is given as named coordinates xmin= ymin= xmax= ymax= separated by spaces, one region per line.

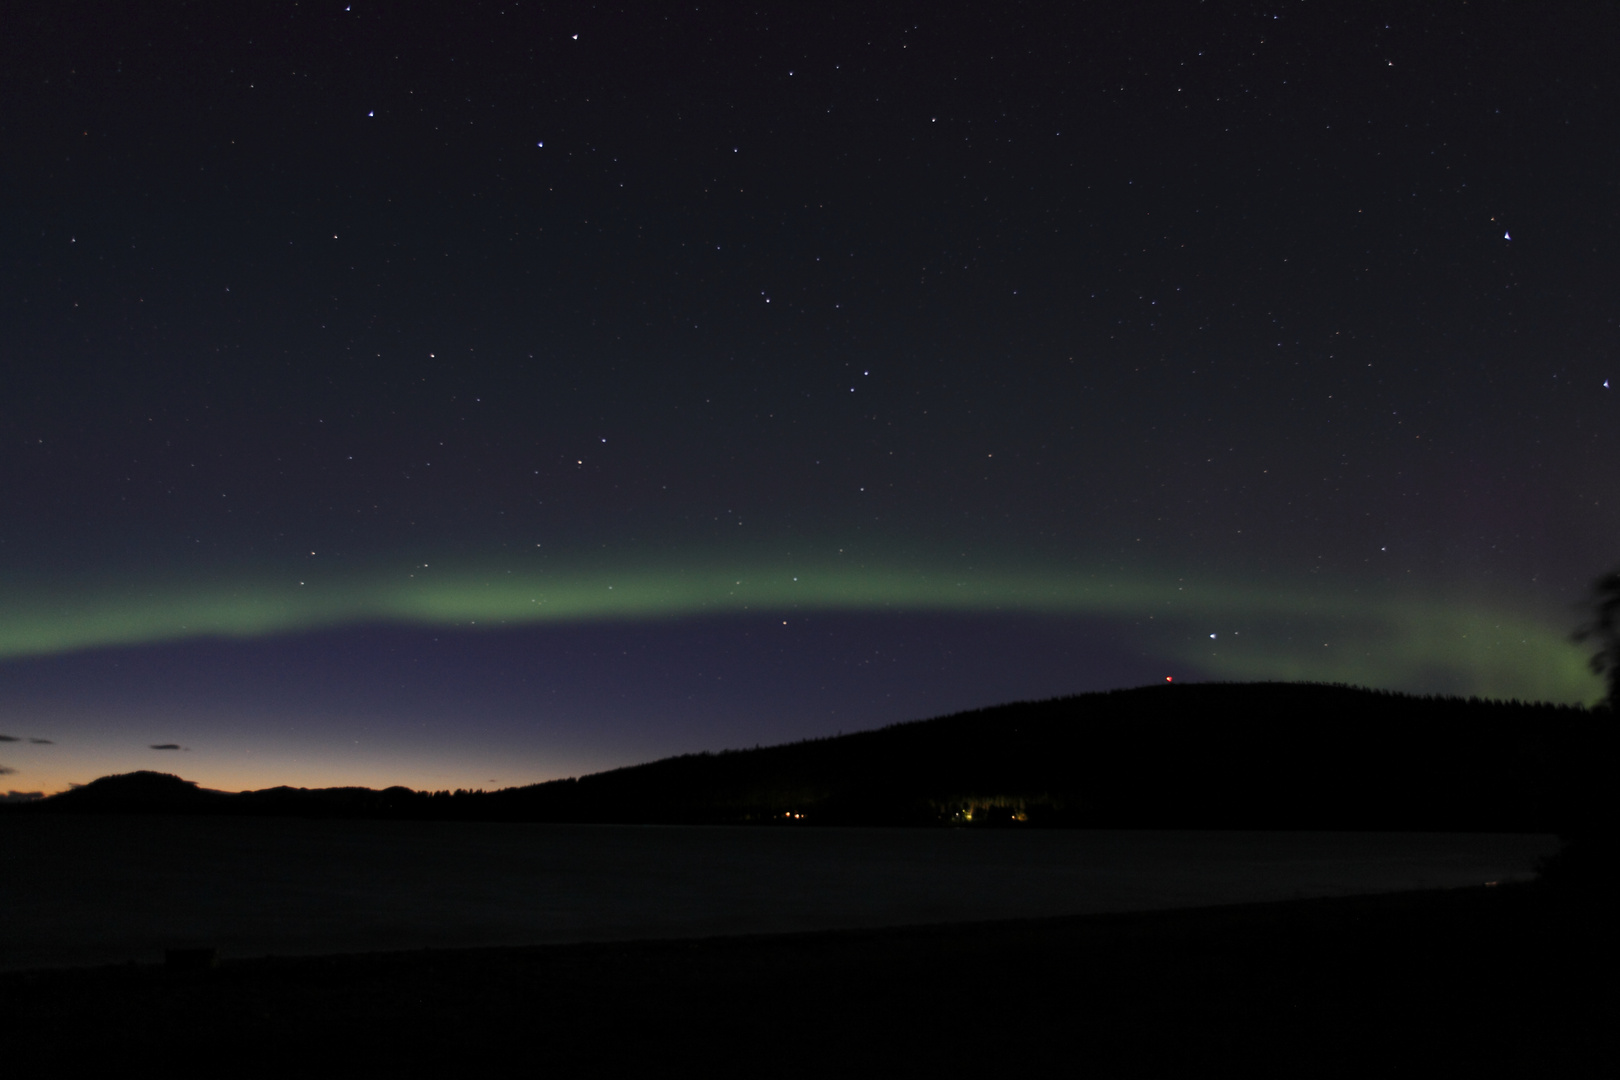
xmin=3 ymin=1 xmax=1615 ymax=797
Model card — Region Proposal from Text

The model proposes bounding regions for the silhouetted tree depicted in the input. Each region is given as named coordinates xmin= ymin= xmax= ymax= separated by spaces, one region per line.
xmin=1536 ymin=567 xmax=1620 ymax=890
xmin=1573 ymin=567 xmax=1620 ymax=712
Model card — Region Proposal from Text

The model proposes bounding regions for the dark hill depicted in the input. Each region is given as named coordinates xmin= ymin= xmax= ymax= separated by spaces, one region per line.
xmin=11 ymin=682 xmax=1609 ymax=831
xmin=39 ymin=771 xmax=229 ymax=813
xmin=476 ymin=681 xmax=1604 ymax=831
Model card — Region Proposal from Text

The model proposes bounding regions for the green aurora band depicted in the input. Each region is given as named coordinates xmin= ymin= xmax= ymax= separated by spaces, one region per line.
xmin=0 ymin=561 xmax=1600 ymax=705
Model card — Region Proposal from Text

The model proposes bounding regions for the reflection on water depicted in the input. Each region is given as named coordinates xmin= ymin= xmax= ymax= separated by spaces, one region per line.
xmin=0 ymin=815 xmax=1558 ymax=972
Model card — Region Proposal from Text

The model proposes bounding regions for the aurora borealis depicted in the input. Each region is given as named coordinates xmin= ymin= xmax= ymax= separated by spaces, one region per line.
xmin=2 ymin=2 xmax=1615 ymax=796
xmin=0 ymin=559 xmax=1594 ymax=699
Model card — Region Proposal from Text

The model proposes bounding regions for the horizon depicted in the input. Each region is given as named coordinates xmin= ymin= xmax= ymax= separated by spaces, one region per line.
xmin=6 ymin=676 xmax=1603 ymax=801
xmin=2 ymin=4 xmax=1614 ymax=800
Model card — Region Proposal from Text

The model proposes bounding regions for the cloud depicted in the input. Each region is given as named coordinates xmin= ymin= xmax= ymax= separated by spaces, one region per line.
xmin=150 ymin=743 xmax=185 ymax=751
xmin=0 ymin=735 xmax=17 ymax=742
xmin=1 ymin=790 xmax=43 ymax=803
xmin=1 ymin=734 xmax=55 ymax=744
xmin=29 ymin=738 xmax=53 ymax=744
xmin=0 ymin=765 xmax=15 ymax=775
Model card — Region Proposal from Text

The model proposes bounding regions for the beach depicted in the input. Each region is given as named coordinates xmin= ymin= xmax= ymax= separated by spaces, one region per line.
xmin=0 ymin=881 xmax=1604 ymax=1074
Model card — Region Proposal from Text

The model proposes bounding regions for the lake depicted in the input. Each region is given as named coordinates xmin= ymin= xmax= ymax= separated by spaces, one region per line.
xmin=0 ymin=815 xmax=1559 ymax=972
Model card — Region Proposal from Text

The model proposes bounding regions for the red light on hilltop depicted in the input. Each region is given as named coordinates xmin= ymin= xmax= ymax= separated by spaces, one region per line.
xmin=1165 ymin=676 xmax=1173 ymax=682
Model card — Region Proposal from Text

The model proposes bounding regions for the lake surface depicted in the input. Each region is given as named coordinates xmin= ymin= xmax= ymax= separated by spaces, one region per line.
xmin=0 ymin=815 xmax=1559 ymax=972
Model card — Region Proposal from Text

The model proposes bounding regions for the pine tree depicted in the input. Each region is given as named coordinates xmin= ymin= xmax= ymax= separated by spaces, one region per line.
xmin=1573 ymin=568 xmax=1620 ymax=711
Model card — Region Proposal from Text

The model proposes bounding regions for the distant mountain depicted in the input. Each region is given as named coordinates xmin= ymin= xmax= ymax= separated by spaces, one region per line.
xmin=36 ymin=771 xmax=230 ymax=812
xmin=9 ymin=682 xmax=1610 ymax=831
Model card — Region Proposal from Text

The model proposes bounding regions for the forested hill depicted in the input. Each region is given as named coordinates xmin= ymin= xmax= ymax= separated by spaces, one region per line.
xmin=13 ymin=682 xmax=1609 ymax=831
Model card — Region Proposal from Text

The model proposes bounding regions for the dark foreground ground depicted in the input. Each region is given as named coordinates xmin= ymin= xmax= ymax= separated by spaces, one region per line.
xmin=2 ymin=883 xmax=1609 ymax=1076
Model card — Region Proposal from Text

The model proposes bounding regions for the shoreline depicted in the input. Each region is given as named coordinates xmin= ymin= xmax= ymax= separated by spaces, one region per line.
xmin=0 ymin=878 xmax=1548 ymax=977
